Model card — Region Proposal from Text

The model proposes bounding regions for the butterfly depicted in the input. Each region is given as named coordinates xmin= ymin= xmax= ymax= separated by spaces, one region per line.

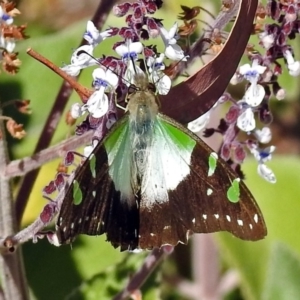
xmin=56 ymin=73 xmax=267 ymax=251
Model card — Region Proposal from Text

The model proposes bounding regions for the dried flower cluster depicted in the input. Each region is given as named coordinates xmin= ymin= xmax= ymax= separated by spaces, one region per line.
xmin=0 ymin=0 xmax=28 ymax=74
xmin=0 ymin=1 xmax=29 ymax=139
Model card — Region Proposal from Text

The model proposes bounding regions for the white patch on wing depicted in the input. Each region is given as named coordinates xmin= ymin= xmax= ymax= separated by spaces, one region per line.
xmin=141 ymin=117 xmax=196 ymax=207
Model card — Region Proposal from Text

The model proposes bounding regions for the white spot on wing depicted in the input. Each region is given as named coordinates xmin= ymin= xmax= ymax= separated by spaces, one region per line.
xmin=226 ymin=215 xmax=231 ymax=222
xmin=192 ymin=218 xmax=195 ymax=224
xmin=207 ymin=188 xmax=213 ymax=195
xmin=150 ymin=233 xmax=155 ymax=236
xmin=78 ymin=218 xmax=82 ymax=224
xmin=254 ymin=214 xmax=258 ymax=223
xmin=214 ymin=214 xmax=219 ymax=219
xmin=71 ymin=222 xmax=74 ymax=229
xmin=249 ymin=224 xmax=253 ymax=230
xmin=237 ymin=219 xmax=243 ymax=226
xmin=164 ymin=225 xmax=171 ymax=230
xmin=85 ymin=216 xmax=89 ymax=221
xmin=203 ymin=214 xmax=207 ymax=220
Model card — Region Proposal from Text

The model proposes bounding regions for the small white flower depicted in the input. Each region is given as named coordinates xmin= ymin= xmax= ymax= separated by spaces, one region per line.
xmin=115 ymin=39 xmax=143 ymax=60
xmin=83 ymin=90 xmax=109 ymax=118
xmin=115 ymin=39 xmax=144 ymax=85
xmin=254 ymin=127 xmax=272 ymax=144
xmin=250 ymin=145 xmax=275 ymax=163
xmin=159 ymin=22 xmax=188 ymax=61
xmin=74 ymin=68 xmax=118 ymax=119
xmin=283 ymin=49 xmax=300 ymax=77
xmin=82 ymin=68 xmax=118 ymax=118
xmin=84 ymin=21 xmax=112 ymax=46
xmin=239 ymin=60 xmax=266 ymax=107
xmin=249 ymin=143 xmax=276 ymax=183
xmin=147 ymin=54 xmax=171 ymax=95
xmin=244 ymin=84 xmax=265 ymax=107
xmin=288 ymin=61 xmax=300 ymax=77
xmin=257 ymin=163 xmax=276 ymax=183
xmin=0 ymin=36 xmax=15 ymax=52
xmin=92 ymin=68 xmax=118 ymax=90
xmin=70 ymin=103 xmax=82 ymax=119
xmin=61 ymin=45 xmax=97 ymax=76
xmin=0 ymin=6 xmax=13 ymax=25
xmin=259 ymin=32 xmax=275 ymax=50
xmin=147 ymin=53 xmax=165 ymax=73
xmin=239 ymin=60 xmax=266 ymax=82
xmin=237 ymin=108 xmax=256 ymax=132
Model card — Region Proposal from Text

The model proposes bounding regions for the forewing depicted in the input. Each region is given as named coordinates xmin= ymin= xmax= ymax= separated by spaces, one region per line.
xmin=138 ymin=113 xmax=267 ymax=249
xmin=56 ymin=116 xmax=139 ymax=251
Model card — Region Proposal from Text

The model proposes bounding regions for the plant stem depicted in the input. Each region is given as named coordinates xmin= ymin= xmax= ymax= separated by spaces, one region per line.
xmin=0 ymin=107 xmax=29 ymax=300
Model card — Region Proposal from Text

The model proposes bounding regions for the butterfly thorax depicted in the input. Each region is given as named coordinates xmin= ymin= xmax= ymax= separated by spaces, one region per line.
xmin=126 ymin=83 xmax=159 ymax=195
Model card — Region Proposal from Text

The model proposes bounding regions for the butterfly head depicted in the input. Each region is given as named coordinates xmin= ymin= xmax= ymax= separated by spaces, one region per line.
xmin=126 ymin=73 xmax=159 ymax=119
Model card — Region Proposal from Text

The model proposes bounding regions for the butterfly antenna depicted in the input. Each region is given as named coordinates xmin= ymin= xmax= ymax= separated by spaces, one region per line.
xmin=130 ymin=56 xmax=138 ymax=74
xmin=153 ymin=55 xmax=189 ymax=87
xmin=77 ymin=49 xmax=134 ymax=87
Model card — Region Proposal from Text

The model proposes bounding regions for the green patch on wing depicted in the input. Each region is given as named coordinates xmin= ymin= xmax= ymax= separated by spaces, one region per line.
xmin=89 ymin=154 xmax=96 ymax=178
xmin=157 ymin=118 xmax=196 ymax=150
xmin=103 ymin=117 xmax=132 ymax=195
xmin=227 ymin=178 xmax=241 ymax=203
xmin=73 ymin=180 xmax=83 ymax=205
xmin=104 ymin=118 xmax=129 ymax=154
xmin=208 ymin=152 xmax=218 ymax=176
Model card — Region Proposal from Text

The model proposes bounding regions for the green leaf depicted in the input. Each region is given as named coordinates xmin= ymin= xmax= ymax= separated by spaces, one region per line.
xmin=23 ymin=236 xmax=126 ymax=300
xmin=262 ymin=242 xmax=300 ymax=300
xmin=64 ymin=251 xmax=160 ymax=300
